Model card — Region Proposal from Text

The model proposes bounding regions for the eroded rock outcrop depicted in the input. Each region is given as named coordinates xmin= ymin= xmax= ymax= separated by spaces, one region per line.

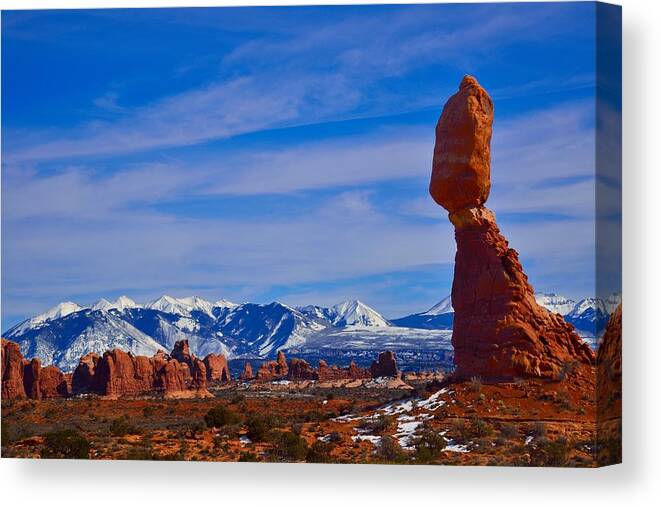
xmin=369 ymin=350 xmax=399 ymax=378
xmin=256 ymin=351 xmax=289 ymax=381
xmin=597 ymin=304 xmax=622 ymax=415
xmin=317 ymin=360 xmax=371 ymax=381
xmin=239 ymin=362 xmax=254 ymax=381
xmin=2 ymin=339 xmax=26 ymax=399
xmin=2 ymin=339 xmax=70 ymax=400
xmin=430 ymin=76 xmax=594 ymax=380
xmin=287 ymin=358 xmax=318 ymax=381
xmin=203 ymin=353 xmax=231 ymax=383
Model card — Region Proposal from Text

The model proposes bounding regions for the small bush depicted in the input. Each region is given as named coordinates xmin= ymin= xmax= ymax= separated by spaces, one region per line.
xmin=469 ymin=376 xmax=483 ymax=393
xmin=271 ymin=431 xmax=309 ymax=462
xmin=499 ymin=423 xmax=518 ymax=439
xmin=530 ymin=437 xmax=569 ymax=467
xmin=414 ymin=429 xmax=447 ymax=463
xmin=530 ymin=421 xmax=547 ymax=439
xmin=306 ymin=440 xmax=334 ymax=463
xmin=357 ymin=415 xmax=393 ymax=435
xmin=374 ymin=436 xmax=407 ymax=463
xmin=246 ymin=413 xmax=278 ymax=442
xmin=238 ymin=451 xmax=259 ymax=462
xmin=109 ymin=416 xmax=140 ymax=437
xmin=328 ymin=431 xmax=344 ymax=444
xmin=204 ymin=406 xmax=240 ymax=428
xmin=41 ymin=429 xmax=90 ymax=459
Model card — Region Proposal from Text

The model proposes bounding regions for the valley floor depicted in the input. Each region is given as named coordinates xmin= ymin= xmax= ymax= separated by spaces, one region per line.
xmin=1 ymin=373 xmax=619 ymax=466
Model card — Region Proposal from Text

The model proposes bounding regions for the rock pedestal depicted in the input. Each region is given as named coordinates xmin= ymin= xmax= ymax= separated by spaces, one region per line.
xmin=430 ymin=76 xmax=594 ymax=380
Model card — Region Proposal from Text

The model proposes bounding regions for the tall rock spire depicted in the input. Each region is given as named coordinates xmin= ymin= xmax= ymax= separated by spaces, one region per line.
xmin=430 ymin=76 xmax=594 ymax=380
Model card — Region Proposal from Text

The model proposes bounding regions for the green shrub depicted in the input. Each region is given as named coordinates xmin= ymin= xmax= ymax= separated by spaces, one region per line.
xmin=246 ymin=413 xmax=278 ymax=442
xmin=374 ymin=436 xmax=407 ymax=463
xmin=414 ymin=429 xmax=447 ymax=463
xmin=109 ymin=416 xmax=140 ymax=437
xmin=41 ymin=429 xmax=90 ymax=459
xmin=530 ymin=438 xmax=569 ymax=467
xmin=357 ymin=415 xmax=393 ymax=435
xmin=238 ymin=451 xmax=259 ymax=462
xmin=271 ymin=431 xmax=309 ymax=462
xmin=306 ymin=440 xmax=334 ymax=463
xmin=204 ymin=406 xmax=240 ymax=428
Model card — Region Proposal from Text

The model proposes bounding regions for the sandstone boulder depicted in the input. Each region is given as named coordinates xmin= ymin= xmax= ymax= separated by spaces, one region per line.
xmin=430 ymin=75 xmax=493 ymax=212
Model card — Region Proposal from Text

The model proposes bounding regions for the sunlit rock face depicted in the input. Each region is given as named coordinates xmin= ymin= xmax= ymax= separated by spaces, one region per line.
xmin=430 ymin=76 xmax=594 ymax=381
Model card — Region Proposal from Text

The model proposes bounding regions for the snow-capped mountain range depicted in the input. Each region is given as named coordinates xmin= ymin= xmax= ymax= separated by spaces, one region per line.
xmin=3 ymin=292 xmax=619 ymax=372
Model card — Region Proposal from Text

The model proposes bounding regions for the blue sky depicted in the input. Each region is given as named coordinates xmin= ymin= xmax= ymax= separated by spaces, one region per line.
xmin=2 ymin=3 xmax=610 ymax=327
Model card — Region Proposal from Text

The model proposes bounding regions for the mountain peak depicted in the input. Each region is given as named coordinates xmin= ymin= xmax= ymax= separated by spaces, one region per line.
xmin=330 ymin=299 xmax=390 ymax=327
xmin=146 ymin=295 xmax=214 ymax=317
xmin=421 ymin=296 xmax=453 ymax=316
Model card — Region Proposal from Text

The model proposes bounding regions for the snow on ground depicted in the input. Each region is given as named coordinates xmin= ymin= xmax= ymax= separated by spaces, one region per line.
xmin=333 ymin=389 xmax=456 ymax=452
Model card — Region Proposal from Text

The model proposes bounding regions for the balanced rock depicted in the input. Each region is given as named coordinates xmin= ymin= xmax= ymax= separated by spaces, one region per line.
xmin=430 ymin=75 xmax=493 ymax=212
xmin=430 ymin=76 xmax=594 ymax=380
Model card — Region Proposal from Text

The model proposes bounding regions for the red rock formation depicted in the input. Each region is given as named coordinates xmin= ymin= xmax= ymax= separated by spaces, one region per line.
xmin=72 ymin=352 xmax=99 ymax=394
xmin=38 ymin=365 xmax=69 ymax=398
xmin=2 ymin=340 xmax=70 ymax=400
xmin=239 ymin=362 xmax=254 ymax=381
xmin=23 ymin=358 xmax=42 ymax=399
xmin=256 ymin=351 xmax=289 ymax=381
xmin=430 ymin=75 xmax=493 ymax=213
xmin=317 ymin=359 xmax=370 ymax=381
xmin=276 ymin=351 xmax=289 ymax=377
xmin=287 ymin=358 xmax=318 ymax=381
xmin=597 ymin=304 xmax=622 ymax=415
xmin=171 ymin=340 xmax=193 ymax=367
xmin=203 ymin=353 xmax=231 ymax=382
xmin=430 ymin=76 xmax=594 ymax=380
xmin=1 ymin=339 xmax=27 ymax=399
xmin=369 ymin=351 xmax=399 ymax=378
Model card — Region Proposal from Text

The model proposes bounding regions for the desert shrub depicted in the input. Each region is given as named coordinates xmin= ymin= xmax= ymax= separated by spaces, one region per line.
xmin=530 ymin=421 xmax=547 ymax=439
xmin=469 ymin=376 xmax=483 ymax=393
xmin=238 ymin=451 xmax=259 ymax=462
xmin=556 ymin=360 xmax=578 ymax=381
xmin=291 ymin=422 xmax=304 ymax=435
xmin=123 ymin=446 xmax=157 ymax=460
xmin=204 ymin=406 xmax=240 ymax=428
xmin=230 ymin=393 xmax=246 ymax=405
xmin=306 ymin=440 xmax=334 ymax=463
xmin=556 ymin=390 xmax=572 ymax=410
xmin=499 ymin=423 xmax=518 ymax=439
xmin=41 ymin=429 xmax=90 ymax=459
xmin=374 ymin=436 xmax=406 ymax=463
xmin=530 ymin=437 xmax=569 ymax=467
xmin=142 ymin=405 xmax=156 ymax=417
xmin=246 ymin=413 xmax=279 ymax=442
xmin=271 ymin=431 xmax=309 ymax=462
xmin=414 ymin=429 xmax=447 ymax=463
xmin=470 ymin=416 xmax=492 ymax=438
xmin=328 ymin=431 xmax=344 ymax=444
xmin=109 ymin=416 xmax=140 ymax=437
xmin=357 ymin=415 xmax=394 ymax=435
xmin=325 ymin=392 xmax=336 ymax=401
